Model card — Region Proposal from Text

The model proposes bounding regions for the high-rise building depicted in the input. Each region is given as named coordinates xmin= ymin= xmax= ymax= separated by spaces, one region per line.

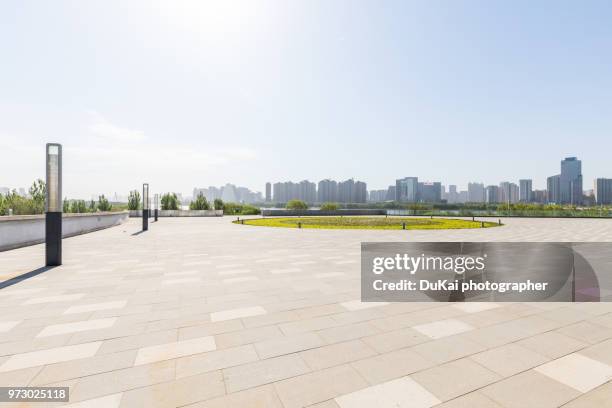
xmin=547 ymin=175 xmax=561 ymax=203
xmin=265 ymin=182 xmax=271 ymax=202
xmin=368 ymin=190 xmax=387 ymax=202
xmin=447 ymin=185 xmax=458 ymax=203
xmin=595 ymin=178 xmax=612 ymax=205
xmin=499 ymin=182 xmax=519 ymax=204
xmin=418 ymin=182 xmax=442 ymax=203
xmin=298 ymin=180 xmax=317 ymax=203
xmin=317 ymin=179 xmax=338 ymax=203
xmin=337 ymin=179 xmax=367 ymax=203
xmin=395 ymin=177 xmax=419 ymax=202
xmin=385 ymin=186 xmax=396 ymax=201
xmin=519 ymin=179 xmax=533 ymax=202
xmin=533 ymin=190 xmax=547 ymax=203
xmin=485 ymin=185 xmax=499 ymax=203
xmin=467 ymin=182 xmax=485 ymax=203
xmin=559 ymin=157 xmax=583 ymax=205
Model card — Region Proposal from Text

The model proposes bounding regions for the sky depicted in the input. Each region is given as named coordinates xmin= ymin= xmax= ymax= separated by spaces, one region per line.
xmin=1 ymin=0 xmax=611 ymax=199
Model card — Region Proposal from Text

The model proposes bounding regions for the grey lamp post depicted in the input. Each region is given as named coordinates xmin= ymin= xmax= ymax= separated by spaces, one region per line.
xmin=143 ymin=183 xmax=149 ymax=231
xmin=154 ymin=193 xmax=159 ymax=221
xmin=46 ymin=143 xmax=62 ymax=266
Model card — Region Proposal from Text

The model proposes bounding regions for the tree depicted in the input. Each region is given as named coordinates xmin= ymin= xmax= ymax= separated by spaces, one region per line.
xmin=214 ymin=198 xmax=224 ymax=211
xmin=286 ymin=199 xmax=308 ymax=210
xmin=189 ymin=193 xmax=210 ymax=210
xmin=97 ymin=195 xmax=112 ymax=212
xmin=320 ymin=202 xmax=339 ymax=211
xmin=62 ymin=198 xmax=70 ymax=213
xmin=128 ymin=190 xmax=141 ymax=210
xmin=28 ymin=179 xmax=46 ymax=214
xmin=89 ymin=200 xmax=96 ymax=212
xmin=71 ymin=200 xmax=87 ymax=213
xmin=161 ymin=193 xmax=179 ymax=210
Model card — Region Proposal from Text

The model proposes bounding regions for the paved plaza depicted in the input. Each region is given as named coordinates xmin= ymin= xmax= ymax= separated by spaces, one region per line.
xmin=1 ymin=216 xmax=612 ymax=408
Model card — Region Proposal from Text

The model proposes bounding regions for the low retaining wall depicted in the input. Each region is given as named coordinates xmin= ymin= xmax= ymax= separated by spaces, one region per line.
xmin=128 ymin=210 xmax=223 ymax=217
xmin=261 ymin=209 xmax=387 ymax=217
xmin=0 ymin=211 xmax=129 ymax=252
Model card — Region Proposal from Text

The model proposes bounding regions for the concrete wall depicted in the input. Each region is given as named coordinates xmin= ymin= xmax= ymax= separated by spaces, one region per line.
xmin=0 ymin=211 xmax=129 ymax=252
xmin=129 ymin=210 xmax=223 ymax=217
xmin=261 ymin=209 xmax=387 ymax=217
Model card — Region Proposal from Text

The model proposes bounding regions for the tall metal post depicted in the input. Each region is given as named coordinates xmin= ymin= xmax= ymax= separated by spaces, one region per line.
xmin=143 ymin=183 xmax=149 ymax=231
xmin=46 ymin=143 xmax=62 ymax=266
xmin=154 ymin=194 xmax=159 ymax=221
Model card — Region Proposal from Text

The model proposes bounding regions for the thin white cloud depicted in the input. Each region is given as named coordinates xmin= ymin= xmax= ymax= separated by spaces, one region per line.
xmin=87 ymin=111 xmax=145 ymax=143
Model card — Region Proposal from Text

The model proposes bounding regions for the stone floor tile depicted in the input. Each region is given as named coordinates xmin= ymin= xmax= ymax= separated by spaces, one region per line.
xmin=411 ymin=357 xmax=500 ymax=401
xmin=274 ymin=364 xmax=369 ymax=408
xmin=183 ymin=384 xmax=283 ymax=408
xmin=433 ymin=392 xmax=503 ymax=408
xmin=480 ymin=370 xmax=581 ymax=408
xmin=63 ymin=393 xmax=123 ymax=408
xmin=470 ymin=343 xmax=550 ymax=377
xmin=176 ymin=344 xmax=259 ymax=378
xmin=516 ymin=331 xmax=587 ymax=359
xmin=451 ymin=303 xmax=501 ymax=314
xmin=37 ymin=318 xmax=117 ymax=338
xmin=351 ymin=347 xmax=435 ymax=385
xmin=254 ymin=332 xmax=323 ymax=359
xmin=0 ymin=341 xmax=102 ymax=372
xmin=63 ymin=301 xmax=127 ymax=315
xmin=134 ymin=336 xmax=216 ymax=365
xmin=413 ymin=319 xmax=475 ymax=339
xmin=210 ymin=306 xmax=266 ymax=322
xmin=362 ymin=327 xmax=429 ymax=353
xmin=534 ymin=353 xmax=612 ymax=393
xmin=223 ymin=354 xmax=310 ymax=393
xmin=335 ymin=376 xmax=440 ymax=408
xmin=299 ymin=340 xmax=377 ymax=371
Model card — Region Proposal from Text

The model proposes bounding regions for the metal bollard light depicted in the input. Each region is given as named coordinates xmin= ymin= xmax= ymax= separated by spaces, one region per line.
xmin=499 ymin=219 xmax=502 ymax=225
xmin=481 ymin=221 xmax=485 ymax=228
xmin=402 ymin=222 xmax=406 ymax=230
xmin=298 ymin=222 xmax=302 ymax=229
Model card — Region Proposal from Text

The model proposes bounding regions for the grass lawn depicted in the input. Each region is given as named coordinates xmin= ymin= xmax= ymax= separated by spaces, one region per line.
xmin=234 ymin=216 xmax=501 ymax=230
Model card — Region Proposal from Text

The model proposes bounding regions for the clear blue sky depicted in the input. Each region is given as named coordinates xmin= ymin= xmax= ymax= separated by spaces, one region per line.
xmin=1 ymin=0 xmax=611 ymax=199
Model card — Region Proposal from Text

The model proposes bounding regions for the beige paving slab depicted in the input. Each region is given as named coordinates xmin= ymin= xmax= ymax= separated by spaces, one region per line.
xmin=335 ymin=376 xmax=440 ymax=408
xmin=37 ymin=318 xmax=117 ymax=338
xmin=22 ymin=293 xmax=85 ymax=305
xmin=0 ymin=341 xmax=102 ymax=372
xmin=562 ymin=382 xmax=612 ymax=408
xmin=176 ymin=344 xmax=259 ymax=378
xmin=516 ymin=331 xmax=587 ymax=359
xmin=254 ymin=332 xmax=324 ymax=359
xmin=134 ymin=336 xmax=216 ymax=365
xmin=0 ymin=320 xmax=22 ymax=332
xmin=411 ymin=357 xmax=501 ymax=401
xmin=223 ymin=354 xmax=310 ymax=393
xmin=64 ymin=301 xmax=127 ymax=315
xmin=63 ymin=393 xmax=123 ymax=408
xmin=362 ymin=327 xmax=429 ymax=353
xmin=470 ymin=343 xmax=550 ymax=377
xmin=275 ymin=364 xmax=369 ymax=408
xmin=413 ymin=319 xmax=475 ymax=339
xmin=210 ymin=306 xmax=266 ymax=322
xmin=480 ymin=370 xmax=581 ymax=408
xmin=118 ymin=370 xmax=225 ymax=408
xmin=433 ymin=392 xmax=503 ymax=408
xmin=300 ymin=339 xmax=377 ymax=371
xmin=534 ymin=353 xmax=612 ymax=393
xmin=340 ymin=300 xmax=389 ymax=312
xmin=31 ymin=349 xmax=137 ymax=385
xmin=451 ymin=303 xmax=501 ymax=314
xmin=184 ymin=384 xmax=283 ymax=408
xmin=577 ymin=338 xmax=612 ymax=366
xmin=69 ymin=360 xmax=176 ymax=402
xmin=351 ymin=347 xmax=435 ymax=385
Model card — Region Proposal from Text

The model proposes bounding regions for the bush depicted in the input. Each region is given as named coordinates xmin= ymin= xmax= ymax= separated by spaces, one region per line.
xmin=161 ymin=193 xmax=179 ymax=210
xmin=97 ymin=195 xmax=112 ymax=212
xmin=286 ymin=199 xmax=308 ymax=210
xmin=128 ymin=190 xmax=141 ymax=210
xmin=223 ymin=202 xmax=261 ymax=215
xmin=320 ymin=202 xmax=339 ymax=211
xmin=70 ymin=200 xmax=88 ymax=213
xmin=214 ymin=198 xmax=224 ymax=211
xmin=189 ymin=193 xmax=210 ymax=210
